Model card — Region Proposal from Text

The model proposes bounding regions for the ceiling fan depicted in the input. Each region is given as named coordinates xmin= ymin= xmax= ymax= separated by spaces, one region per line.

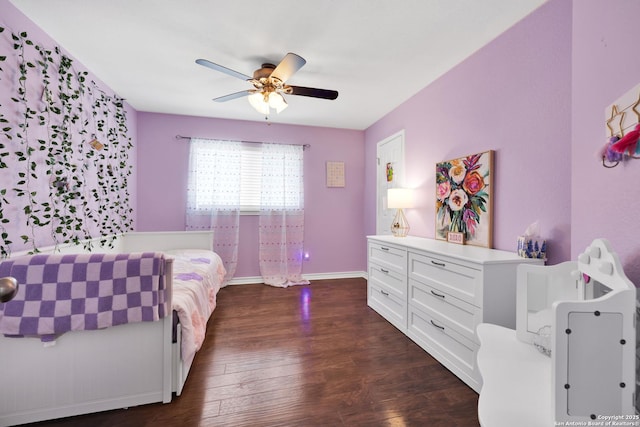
xmin=195 ymin=52 xmax=338 ymax=116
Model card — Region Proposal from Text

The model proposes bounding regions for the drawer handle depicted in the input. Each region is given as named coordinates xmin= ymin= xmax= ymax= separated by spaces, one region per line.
xmin=380 ymin=246 xmax=390 ymax=251
xmin=431 ymin=260 xmax=446 ymax=267
xmin=430 ymin=320 xmax=445 ymax=331
xmin=380 ymin=268 xmax=389 ymax=274
xmin=380 ymin=289 xmax=389 ymax=296
xmin=430 ymin=290 xmax=446 ymax=299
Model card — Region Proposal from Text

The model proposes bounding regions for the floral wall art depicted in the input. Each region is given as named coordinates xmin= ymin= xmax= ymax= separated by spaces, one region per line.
xmin=435 ymin=150 xmax=493 ymax=248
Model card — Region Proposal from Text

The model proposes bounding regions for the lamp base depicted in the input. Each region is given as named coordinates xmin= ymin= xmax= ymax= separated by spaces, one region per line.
xmin=391 ymin=208 xmax=410 ymax=237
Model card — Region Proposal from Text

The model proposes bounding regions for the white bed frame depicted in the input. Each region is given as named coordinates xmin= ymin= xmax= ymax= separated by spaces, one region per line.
xmin=0 ymin=231 xmax=214 ymax=427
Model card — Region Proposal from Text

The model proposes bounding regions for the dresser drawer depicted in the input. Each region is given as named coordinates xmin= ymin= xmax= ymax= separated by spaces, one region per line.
xmin=409 ymin=251 xmax=481 ymax=307
xmin=407 ymin=305 xmax=478 ymax=384
xmin=368 ymin=241 xmax=407 ymax=274
xmin=369 ymin=261 xmax=406 ymax=297
xmin=368 ymin=280 xmax=407 ymax=332
xmin=409 ymin=278 xmax=480 ymax=343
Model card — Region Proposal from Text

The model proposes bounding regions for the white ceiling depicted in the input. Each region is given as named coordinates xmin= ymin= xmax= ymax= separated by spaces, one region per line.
xmin=9 ymin=0 xmax=546 ymax=130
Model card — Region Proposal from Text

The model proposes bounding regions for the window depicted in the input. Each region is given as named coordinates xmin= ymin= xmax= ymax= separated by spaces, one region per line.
xmin=187 ymin=139 xmax=303 ymax=214
xmin=238 ymin=143 xmax=262 ymax=212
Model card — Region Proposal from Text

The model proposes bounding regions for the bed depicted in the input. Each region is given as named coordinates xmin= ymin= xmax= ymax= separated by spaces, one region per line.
xmin=0 ymin=231 xmax=225 ymax=427
xmin=165 ymin=247 xmax=225 ymax=391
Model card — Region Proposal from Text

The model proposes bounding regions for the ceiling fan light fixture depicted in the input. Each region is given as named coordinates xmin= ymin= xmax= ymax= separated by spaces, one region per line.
xmin=248 ymin=89 xmax=288 ymax=115
xmin=268 ymin=92 xmax=288 ymax=114
xmin=248 ymin=92 xmax=269 ymax=115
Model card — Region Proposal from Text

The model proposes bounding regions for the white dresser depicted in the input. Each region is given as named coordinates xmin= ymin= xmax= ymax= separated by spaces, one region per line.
xmin=367 ymin=235 xmax=543 ymax=392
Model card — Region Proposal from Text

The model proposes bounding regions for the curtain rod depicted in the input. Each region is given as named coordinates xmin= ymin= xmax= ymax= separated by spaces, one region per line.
xmin=175 ymin=135 xmax=310 ymax=149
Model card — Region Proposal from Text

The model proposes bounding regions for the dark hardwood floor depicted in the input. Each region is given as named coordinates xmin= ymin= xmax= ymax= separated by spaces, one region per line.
xmin=29 ymin=278 xmax=479 ymax=426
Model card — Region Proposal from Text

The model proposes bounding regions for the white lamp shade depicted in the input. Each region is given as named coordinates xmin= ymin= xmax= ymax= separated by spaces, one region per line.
xmin=387 ymin=188 xmax=414 ymax=209
xmin=268 ymin=92 xmax=288 ymax=113
xmin=248 ymin=92 xmax=269 ymax=115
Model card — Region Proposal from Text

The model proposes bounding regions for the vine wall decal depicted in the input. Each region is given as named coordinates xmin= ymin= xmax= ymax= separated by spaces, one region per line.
xmin=0 ymin=25 xmax=134 ymax=257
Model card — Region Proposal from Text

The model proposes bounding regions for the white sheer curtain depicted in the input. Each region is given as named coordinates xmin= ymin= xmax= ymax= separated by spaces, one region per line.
xmin=259 ymin=143 xmax=309 ymax=287
xmin=186 ymin=138 xmax=241 ymax=284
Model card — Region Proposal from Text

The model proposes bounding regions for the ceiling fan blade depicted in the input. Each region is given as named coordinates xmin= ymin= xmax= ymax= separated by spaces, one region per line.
xmin=288 ymin=86 xmax=339 ymax=100
xmin=196 ymin=58 xmax=251 ymax=81
xmin=213 ymin=90 xmax=252 ymax=102
xmin=270 ymin=53 xmax=306 ymax=83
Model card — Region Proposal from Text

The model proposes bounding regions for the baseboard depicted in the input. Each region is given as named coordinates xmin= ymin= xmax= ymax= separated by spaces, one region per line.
xmin=227 ymin=271 xmax=367 ymax=286
xmin=304 ymin=271 xmax=368 ymax=281
xmin=226 ymin=276 xmax=263 ymax=285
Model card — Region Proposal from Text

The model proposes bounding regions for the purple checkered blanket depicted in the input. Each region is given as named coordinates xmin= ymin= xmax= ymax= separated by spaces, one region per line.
xmin=0 ymin=252 xmax=168 ymax=341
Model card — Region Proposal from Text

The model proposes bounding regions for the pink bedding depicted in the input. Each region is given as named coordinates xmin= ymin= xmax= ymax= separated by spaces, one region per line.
xmin=165 ymin=249 xmax=225 ymax=371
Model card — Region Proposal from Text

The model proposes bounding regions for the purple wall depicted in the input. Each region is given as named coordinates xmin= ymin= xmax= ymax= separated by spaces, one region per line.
xmin=364 ymin=0 xmax=573 ymax=266
xmin=572 ymin=0 xmax=640 ymax=285
xmin=136 ymin=113 xmax=365 ymax=277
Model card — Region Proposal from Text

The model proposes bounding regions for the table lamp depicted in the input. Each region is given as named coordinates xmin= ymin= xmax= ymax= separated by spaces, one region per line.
xmin=387 ymin=188 xmax=414 ymax=237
